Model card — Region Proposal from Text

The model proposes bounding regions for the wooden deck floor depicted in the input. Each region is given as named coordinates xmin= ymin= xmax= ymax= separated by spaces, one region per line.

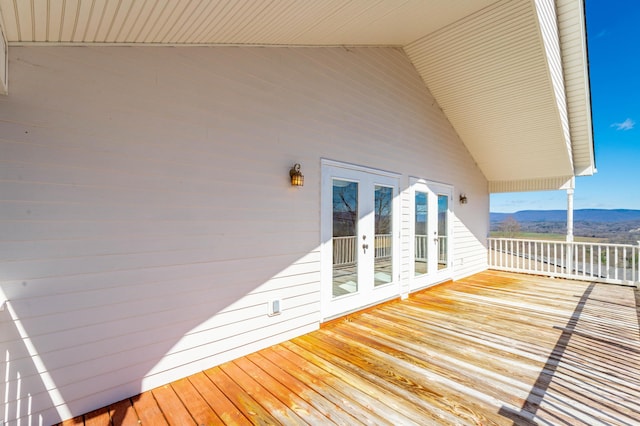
xmin=61 ymin=270 xmax=640 ymax=425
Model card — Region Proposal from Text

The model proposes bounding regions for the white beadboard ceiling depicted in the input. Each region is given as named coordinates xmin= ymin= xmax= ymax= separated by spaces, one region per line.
xmin=0 ymin=0 xmax=593 ymax=191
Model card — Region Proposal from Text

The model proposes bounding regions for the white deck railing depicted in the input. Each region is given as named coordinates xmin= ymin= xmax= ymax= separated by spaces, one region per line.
xmin=488 ymin=237 xmax=640 ymax=287
xmin=333 ymin=234 xmax=393 ymax=265
xmin=334 ymin=235 xmax=447 ymax=267
xmin=415 ymin=235 xmax=448 ymax=264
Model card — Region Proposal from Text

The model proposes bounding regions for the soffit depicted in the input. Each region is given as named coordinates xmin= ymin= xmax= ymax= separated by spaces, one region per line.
xmin=405 ymin=0 xmax=574 ymax=184
xmin=0 ymin=0 xmax=593 ymax=189
xmin=0 ymin=0 xmax=495 ymax=45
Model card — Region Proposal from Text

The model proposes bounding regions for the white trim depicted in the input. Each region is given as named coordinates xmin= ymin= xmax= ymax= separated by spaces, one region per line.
xmin=8 ymin=41 xmax=402 ymax=48
xmin=320 ymin=160 xmax=401 ymax=321
xmin=408 ymin=177 xmax=454 ymax=291
xmin=0 ymin=15 xmax=7 ymax=95
xmin=321 ymin=158 xmax=401 ymax=179
xmin=489 ymin=176 xmax=575 ymax=193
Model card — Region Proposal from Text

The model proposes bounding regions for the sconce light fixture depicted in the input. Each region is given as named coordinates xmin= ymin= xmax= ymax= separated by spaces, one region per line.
xmin=289 ymin=163 xmax=304 ymax=187
xmin=459 ymin=194 xmax=468 ymax=204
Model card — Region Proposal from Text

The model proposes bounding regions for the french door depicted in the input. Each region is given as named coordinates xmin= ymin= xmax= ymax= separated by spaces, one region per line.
xmin=410 ymin=179 xmax=453 ymax=291
xmin=321 ymin=161 xmax=400 ymax=320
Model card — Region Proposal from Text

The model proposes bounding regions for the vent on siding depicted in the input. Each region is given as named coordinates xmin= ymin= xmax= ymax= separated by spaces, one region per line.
xmin=268 ymin=299 xmax=282 ymax=316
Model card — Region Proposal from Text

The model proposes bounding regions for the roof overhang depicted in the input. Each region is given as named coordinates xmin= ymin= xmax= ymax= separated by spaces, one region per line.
xmin=0 ymin=0 xmax=594 ymax=192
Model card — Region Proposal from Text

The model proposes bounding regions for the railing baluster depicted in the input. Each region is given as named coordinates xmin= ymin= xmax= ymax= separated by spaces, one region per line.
xmin=486 ymin=238 xmax=639 ymax=287
xmin=623 ymin=247 xmax=627 ymax=281
xmin=487 ymin=239 xmax=496 ymax=268
xmin=598 ymin=245 xmax=602 ymax=278
xmin=636 ymin=244 xmax=639 ymax=283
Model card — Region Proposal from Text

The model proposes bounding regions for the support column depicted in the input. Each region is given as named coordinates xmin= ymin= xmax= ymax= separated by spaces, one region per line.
xmin=567 ymin=187 xmax=574 ymax=243
xmin=566 ymin=178 xmax=575 ymax=274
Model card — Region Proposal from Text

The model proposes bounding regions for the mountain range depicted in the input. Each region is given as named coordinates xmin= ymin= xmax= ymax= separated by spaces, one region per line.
xmin=490 ymin=209 xmax=640 ymax=223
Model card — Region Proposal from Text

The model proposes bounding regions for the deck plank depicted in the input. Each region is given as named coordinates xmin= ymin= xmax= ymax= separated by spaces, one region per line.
xmin=233 ymin=356 xmax=335 ymax=424
xmin=151 ymin=384 xmax=196 ymax=426
xmin=246 ymin=351 xmax=364 ymax=426
xmin=188 ymin=372 xmax=252 ymax=426
xmin=285 ymin=338 xmax=452 ymax=425
xmin=131 ymin=391 xmax=168 ymax=425
xmin=108 ymin=398 xmax=140 ymax=426
xmin=171 ymin=377 xmax=224 ymax=425
xmin=65 ymin=271 xmax=640 ymax=426
xmin=83 ymin=407 xmax=110 ymax=426
xmin=297 ymin=328 xmax=505 ymax=425
xmin=204 ymin=365 xmax=281 ymax=425
xmin=259 ymin=345 xmax=393 ymax=425
xmin=219 ymin=360 xmax=310 ymax=425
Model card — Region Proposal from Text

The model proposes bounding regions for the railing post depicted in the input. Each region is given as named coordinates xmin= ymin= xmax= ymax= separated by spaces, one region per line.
xmin=637 ymin=241 xmax=640 ymax=288
xmin=566 ymin=242 xmax=573 ymax=276
xmin=566 ymin=185 xmax=574 ymax=275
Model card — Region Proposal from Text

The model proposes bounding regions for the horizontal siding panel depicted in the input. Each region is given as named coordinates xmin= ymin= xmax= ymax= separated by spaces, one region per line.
xmin=1 ymin=45 xmax=488 ymax=424
xmin=5 ymin=293 xmax=319 ymax=386
xmin=1 ymin=253 xmax=320 ymax=313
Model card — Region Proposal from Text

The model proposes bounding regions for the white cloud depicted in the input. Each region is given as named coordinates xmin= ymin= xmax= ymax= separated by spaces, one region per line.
xmin=611 ymin=118 xmax=635 ymax=131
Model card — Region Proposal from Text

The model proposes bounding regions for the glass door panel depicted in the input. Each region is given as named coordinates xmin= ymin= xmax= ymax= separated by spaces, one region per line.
xmin=374 ymin=185 xmax=393 ymax=287
xmin=414 ymin=191 xmax=428 ymax=276
xmin=437 ymin=194 xmax=449 ymax=270
xmin=322 ymin=161 xmax=400 ymax=320
xmin=410 ymin=179 xmax=452 ymax=291
xmin=332 ymin=179 xmax=358 ymax=297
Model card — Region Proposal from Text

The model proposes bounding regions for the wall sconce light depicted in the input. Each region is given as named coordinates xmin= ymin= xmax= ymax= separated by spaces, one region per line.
xmin=459 ymin=194 xmax=468 ymax=204
xmin=289 ymin=163 xmax=304 ymax=187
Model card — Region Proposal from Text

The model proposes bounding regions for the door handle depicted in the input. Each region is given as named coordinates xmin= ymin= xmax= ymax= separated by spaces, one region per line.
xmin=362 ymin=243 xmax=369 ymax=253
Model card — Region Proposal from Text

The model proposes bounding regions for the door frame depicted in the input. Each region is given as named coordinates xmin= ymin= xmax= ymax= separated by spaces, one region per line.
xmin=320 ymin=159 xmax=401 ymax=321
xmin=409 ymin=177 xmax=454 ymax=292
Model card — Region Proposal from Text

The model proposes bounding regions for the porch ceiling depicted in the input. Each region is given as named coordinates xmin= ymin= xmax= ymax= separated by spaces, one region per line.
xmin=0 ymin=0 xmax=594 ymax=191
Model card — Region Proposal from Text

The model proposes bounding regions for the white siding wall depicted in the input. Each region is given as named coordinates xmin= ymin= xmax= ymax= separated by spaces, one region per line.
xmin=0 ymin=45 xmax=488 ymax=423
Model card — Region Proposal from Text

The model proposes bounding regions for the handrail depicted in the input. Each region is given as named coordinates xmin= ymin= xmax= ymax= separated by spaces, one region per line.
xmin=488 ymin=237 xmax=640 ymax=287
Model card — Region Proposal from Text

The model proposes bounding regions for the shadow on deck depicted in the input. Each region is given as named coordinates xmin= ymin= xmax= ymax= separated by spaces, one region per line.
xmin=61 ymin=270 xmax=640 ymax=425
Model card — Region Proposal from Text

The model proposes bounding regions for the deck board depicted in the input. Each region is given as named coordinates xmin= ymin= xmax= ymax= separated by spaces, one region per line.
xmin=170 ymin=377 xmax=224 ymax=425
xmin=151 ymin=384 xmax=196 ymax=425
xmin=131 ymin=391 xmax=168 ymax=425
xmin=205 ymin=365 xmax=281 ymax=425
xmin=57 ymin=271 xmax=640 ymax=425
xmin=188 ymin=372 xmax=251 ymax=425
xmin=82 ymin=407 xmax=110 ymax=426
xmin=107 ymin=399 xmax=139 ymax=426
xmin=245 ymin=351 xmax=362 ymax=426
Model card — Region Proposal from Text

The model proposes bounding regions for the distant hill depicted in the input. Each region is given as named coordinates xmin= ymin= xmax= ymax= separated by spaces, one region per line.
xmin=490 ymin=209 xmax=640 ymax=223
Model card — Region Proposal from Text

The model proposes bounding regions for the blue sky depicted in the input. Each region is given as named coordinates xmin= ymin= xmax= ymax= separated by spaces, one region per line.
xmin=490 ymin=0 xmax=640 ymax=213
